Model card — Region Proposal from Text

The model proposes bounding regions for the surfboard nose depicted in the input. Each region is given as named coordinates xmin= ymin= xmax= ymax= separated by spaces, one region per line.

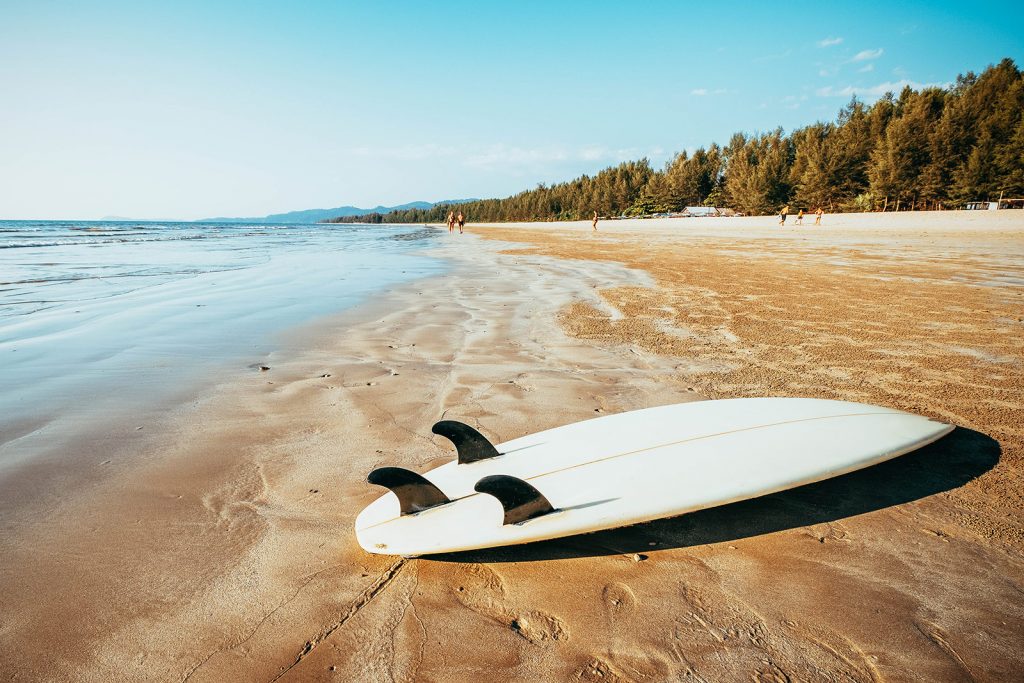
xmin=925 ymin=418 xmax=956 ymax=442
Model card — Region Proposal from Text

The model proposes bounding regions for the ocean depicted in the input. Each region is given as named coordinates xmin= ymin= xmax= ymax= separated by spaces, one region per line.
xmin=0 ymin=220 xmax=445 ymax=457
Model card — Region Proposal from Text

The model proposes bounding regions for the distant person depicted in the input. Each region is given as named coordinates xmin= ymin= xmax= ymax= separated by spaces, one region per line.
xmin=457 ymin=210 xmax=465 ymax=234
xmin=592 ymin=210 xmax=598 ymax=230
xmin=779 ymin=205 xmax=789 ymax=226
xmin=796 ymin=209 xmax=804 ymax=225
xmin=447 ymin=210 xmax=455 ymax=233
xmin=815 ymin=207 xmax=823 ymax=225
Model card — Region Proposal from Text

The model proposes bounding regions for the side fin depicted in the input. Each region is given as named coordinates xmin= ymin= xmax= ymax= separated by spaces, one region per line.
xmin=432 ymin=420 xmax=501 ymax=464
xmin=367 ymin=467 xmax=451 ymax=515
xmin=474 ymin=475 xmax=555 ymax=525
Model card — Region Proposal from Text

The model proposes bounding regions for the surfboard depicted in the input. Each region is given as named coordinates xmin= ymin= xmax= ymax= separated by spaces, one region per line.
xmin=355 ymin=398 xmax=953 ymax=556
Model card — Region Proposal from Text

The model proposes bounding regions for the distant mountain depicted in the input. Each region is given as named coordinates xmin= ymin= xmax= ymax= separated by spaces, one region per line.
xmin=200 ymin=199 xmax=478 ymax=224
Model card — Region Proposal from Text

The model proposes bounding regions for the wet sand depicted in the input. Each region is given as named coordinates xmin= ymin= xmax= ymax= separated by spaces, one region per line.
xmin=1 ymin=211 xmax=1023 ymax=681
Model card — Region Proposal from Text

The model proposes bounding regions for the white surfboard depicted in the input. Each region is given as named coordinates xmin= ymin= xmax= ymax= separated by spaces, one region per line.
xmin=355 ymin=398 xmax=953 ymax=556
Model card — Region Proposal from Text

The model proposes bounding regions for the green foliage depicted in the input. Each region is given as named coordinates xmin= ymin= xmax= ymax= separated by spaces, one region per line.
xmin=325 ymin=59 xmax=1024 ymax=223
xmin=851 ymin=193 xmax=874 ymax=212
xmin=722 ymin=129 xmax=793 ymax=214
xmin=663 ymin=144 xmax=724 ymax=209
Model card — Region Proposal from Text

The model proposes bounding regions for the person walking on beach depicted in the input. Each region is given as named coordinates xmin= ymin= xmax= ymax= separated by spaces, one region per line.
xmin=592 ymin=210 xmax=598 ymax=231
xmin=815 ymin=207 xmax=823 ymax=226
xmin=796 ymin=209 xmax=804 ymax=225
xmin=447 ymin=210 xmax=455 ymax=233
xmin=779 ymin=205 xmax=789 ymax=226
xmin=457 ymin=210 xmax=465 ymax=234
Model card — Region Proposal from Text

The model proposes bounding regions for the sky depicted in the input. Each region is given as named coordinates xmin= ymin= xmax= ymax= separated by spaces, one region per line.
xmin=1 ymin=0 xmax=1022 ymax=220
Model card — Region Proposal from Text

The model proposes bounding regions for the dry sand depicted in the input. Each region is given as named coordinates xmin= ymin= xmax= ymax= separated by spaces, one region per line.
xmin=1 ymin=211 xmax=1022 ymax=682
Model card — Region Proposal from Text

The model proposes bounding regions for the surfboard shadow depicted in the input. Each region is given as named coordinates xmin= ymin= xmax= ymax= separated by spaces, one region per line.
xmin=430 ymin=426 xmax=999 ymax=563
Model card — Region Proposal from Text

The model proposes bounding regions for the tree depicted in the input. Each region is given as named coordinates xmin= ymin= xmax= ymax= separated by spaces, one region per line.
xmin=792 ymin=123 xmax=840 ymax=209
xmin=664 ymin=145 xmax=723 ymax=208
xmin=723 ymin=130 xmax=793 ymax=214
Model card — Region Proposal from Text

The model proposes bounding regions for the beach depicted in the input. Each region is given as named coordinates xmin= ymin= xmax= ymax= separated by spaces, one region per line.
xmin=1 ymin=211 xmax=1023 ymax=681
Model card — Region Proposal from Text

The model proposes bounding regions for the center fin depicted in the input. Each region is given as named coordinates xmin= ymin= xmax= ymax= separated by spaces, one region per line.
xmin=432 ymin=420 xmax=501 ymax=464
xmin=367 ymin=467 xmax=451 ymax=515
xmin=474 ymin=474 xmax=555 ymax=525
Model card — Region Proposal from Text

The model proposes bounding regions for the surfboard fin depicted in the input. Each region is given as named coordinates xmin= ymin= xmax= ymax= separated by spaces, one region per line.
xmin=474 ymin=475 xmax=555 ymax=525
xmin=432 ymin=420 xmax=501 ymax=464
xmin=367 ymin=467 xmax=451 ymax=515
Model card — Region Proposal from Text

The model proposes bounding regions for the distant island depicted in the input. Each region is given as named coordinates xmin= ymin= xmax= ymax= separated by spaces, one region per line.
xmin=200 ymin=199 xmax=477 ymax=225
xmin=325 ymin=58 xmax=1023 ymax=225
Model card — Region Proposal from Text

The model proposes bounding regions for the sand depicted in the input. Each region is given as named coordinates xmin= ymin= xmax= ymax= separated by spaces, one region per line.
xmin=1 ymin=211 xmax=1022 ymax=682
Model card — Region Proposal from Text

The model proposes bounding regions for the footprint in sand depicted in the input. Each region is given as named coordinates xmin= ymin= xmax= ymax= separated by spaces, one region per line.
xmin=576 ymin=657 xmax=625 ymax=683
xmin=449 ymin=564 xmax=569 ymax=644
xmin=510 ymin=610 xmax=568 ymax=643
xmin=449 ymin=563 xmax=507 ymax=617
xmin=602 ymin=582 xmax=638 ymax=617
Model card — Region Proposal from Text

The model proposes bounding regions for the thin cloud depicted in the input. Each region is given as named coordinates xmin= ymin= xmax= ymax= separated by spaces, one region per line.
xmin=782 ymin=94 xmax=809 ymax=109
xmin=851 ymin=48 xmax=884 ymax=62
xmin=463 ymin=145 xmax=568 ymax=168
xmin=816 ymin=79 xmax=948 ymax=98
xmin=858 ymin=63 xmax=875 ymax=73
xmin=463 ymin=144 xmax=665 ymax=169
xmin=348 ymin=143 xmax=458 ymax=161
xmin=580 ymin=146 xmax=611 ymax=161
xmin=691 ymin=88 xmax=708 ymax=96
xmin=817 ymin=36 xmax=843 ymax=47
xmin=346 ymin=143 xmax=668 ymax=171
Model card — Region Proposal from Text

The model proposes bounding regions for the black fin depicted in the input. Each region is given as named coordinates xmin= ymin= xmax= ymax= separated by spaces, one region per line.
xmin=367 ymin=467 xmax=451 ymax=515
xmin=432 ymin=420 xmax=501 ymax=464
xmin=474 ymin=475 xmax=555 ymax=525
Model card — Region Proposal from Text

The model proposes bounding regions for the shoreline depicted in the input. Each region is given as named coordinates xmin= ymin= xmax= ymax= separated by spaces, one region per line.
xmin=0 ymin=223 xmax=446 ymax=531
xmin=2 ymin=215 xmax=1023 ymax=680
xmin=0 ymin=222 xmax=444 ymax=460
xmin=406 ymin=207 xmax=1024 ymax=235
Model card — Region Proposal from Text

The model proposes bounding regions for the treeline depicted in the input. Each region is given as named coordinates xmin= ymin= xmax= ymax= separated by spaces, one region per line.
xmin=327 ymin=58 xmax=1024 ymax=223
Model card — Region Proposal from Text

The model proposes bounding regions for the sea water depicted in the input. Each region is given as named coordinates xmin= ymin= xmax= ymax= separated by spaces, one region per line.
xmin=0 ymin=220 xmax=444 ymax=456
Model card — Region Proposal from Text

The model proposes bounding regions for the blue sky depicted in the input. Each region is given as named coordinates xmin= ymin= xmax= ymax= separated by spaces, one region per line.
xmin=1 ymin=0 xmax=1021 ymax=220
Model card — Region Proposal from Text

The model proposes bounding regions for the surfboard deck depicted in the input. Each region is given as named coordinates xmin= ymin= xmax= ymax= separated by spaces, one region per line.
xmin=355 ymin=398 xmax=953 ymax=556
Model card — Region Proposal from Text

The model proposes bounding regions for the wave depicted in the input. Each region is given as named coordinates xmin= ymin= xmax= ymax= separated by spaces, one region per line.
xmin=0 ymin=234 xmax=213 ymax=249
xmin=385 ymin=228 xmax=438 ymax=242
